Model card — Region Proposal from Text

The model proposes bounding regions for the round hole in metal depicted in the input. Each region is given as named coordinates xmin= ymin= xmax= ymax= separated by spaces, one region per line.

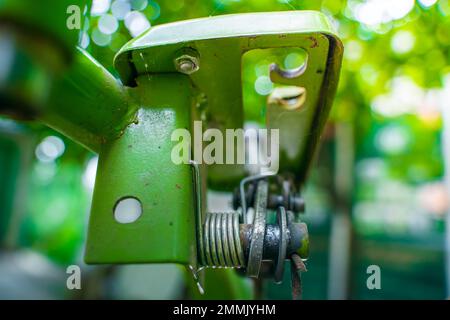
xmin=114 ymin=197 xmax=142 ymax=224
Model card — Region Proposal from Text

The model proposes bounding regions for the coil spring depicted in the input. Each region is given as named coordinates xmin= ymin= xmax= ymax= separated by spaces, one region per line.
xmin=202 ymin=212 xmax=245 ymax=268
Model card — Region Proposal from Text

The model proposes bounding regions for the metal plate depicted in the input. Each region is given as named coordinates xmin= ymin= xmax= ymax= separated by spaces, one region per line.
xmin=84 ymin=75 xmax=196 ymax=265
xmin=114 ymin=11 xmax=343 ymax=187
xmin=246 ymin=180 xmax=268 ymax=278
xmin=274 ymin=206 xmax=288 ymax=283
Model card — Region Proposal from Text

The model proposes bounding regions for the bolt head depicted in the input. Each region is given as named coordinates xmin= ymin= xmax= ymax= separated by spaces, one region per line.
xmin=175 ymin=55 xmax=199 ymax=75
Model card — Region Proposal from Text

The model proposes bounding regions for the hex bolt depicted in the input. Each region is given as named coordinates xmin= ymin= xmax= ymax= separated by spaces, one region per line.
xmin=174 ymin=54 xmax=200 ymax=75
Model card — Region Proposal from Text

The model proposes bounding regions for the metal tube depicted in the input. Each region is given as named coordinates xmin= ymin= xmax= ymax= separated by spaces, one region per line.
xmin=40 ymin=48 xmax=133 ymax=152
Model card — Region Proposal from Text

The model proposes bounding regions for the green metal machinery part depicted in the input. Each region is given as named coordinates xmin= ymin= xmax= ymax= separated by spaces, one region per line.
xmin=0 ymin=7 xmax=342 ymax=297
xmin=41 ymin=48 xmax=133 ymax=153
xmin=81 ymin=10 xmax=342 ymax=267
xmin=85 ymin=74 xmax=197 ymax=265
xmin=115 ymin=11 xmax=343 ymax=188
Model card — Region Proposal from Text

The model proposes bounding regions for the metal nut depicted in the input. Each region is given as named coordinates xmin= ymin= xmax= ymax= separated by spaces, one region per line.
xmin=174 ymin=55 xmax=199 ymax=75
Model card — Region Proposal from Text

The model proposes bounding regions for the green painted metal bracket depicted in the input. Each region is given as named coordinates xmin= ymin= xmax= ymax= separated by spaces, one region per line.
xmin=85 ymin=74 xmax=197 ymax=266
xmin=0 ymin=10 xmax=343 ymax=298
xmin=115 ymin=11 xmax=343 ymax=187
xmin=86 ymin=11 xmax=342 ymax=269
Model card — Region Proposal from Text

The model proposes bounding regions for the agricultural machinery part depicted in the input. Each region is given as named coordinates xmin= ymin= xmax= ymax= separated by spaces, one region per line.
xmin=0 ymin=8 xmax=343 ymax=298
